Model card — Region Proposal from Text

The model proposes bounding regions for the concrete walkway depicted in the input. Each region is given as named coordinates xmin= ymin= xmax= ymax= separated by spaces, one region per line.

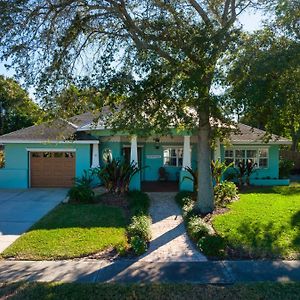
xmin=0 ymin=189 xmax=67 ymax=253
xmin=138 ymin=192 xmax=206 ymax=262
xmin=1 ymin=260 xmax=300 ymax=283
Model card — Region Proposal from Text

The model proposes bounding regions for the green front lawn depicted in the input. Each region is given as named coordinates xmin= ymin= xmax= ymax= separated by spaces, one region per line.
xmin=213 ymin=185 xmax=300 ymax=259
xmin=2 ymin=204 xmax=128 ymax=260
xmin=1 ymin=282 xmax=300 ymax=300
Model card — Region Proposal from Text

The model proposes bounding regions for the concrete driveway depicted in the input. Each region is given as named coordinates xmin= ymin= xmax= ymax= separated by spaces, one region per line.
xmin=0 ymin=189 xmax=68 ymax=253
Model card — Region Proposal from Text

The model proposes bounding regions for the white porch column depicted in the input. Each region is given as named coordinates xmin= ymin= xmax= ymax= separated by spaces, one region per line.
xmin=91 ymin=143 xmax=100 ymax=168
xmin=214 ymin=138 xmax=221 ymax=161
xmin=182 ymin=135 xmax=191 ymax=169
xmin=130 ymin=135 xmax=138 ymax=167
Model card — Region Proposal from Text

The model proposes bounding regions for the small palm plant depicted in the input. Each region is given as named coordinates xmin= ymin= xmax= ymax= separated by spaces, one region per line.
xmin=211 ymin=160 xmax=234 ymax=186
xmin=93 ymin=158 xmax=143 ymax=194
xmin=184 ymin=166 xmax=198 ymax=192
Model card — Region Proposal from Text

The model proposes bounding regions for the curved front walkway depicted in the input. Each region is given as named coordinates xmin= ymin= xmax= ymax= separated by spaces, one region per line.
xmin=139 ymin=192 xmax=207 ymax=262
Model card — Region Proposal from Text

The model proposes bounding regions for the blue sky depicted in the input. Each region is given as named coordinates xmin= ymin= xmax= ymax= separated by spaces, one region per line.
xmin=0 ymin=9 xmax=265 ymax=96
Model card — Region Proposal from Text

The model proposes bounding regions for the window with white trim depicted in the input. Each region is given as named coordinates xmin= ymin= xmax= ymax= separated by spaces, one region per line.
xmin=224 ymin=148 xmax=269 ymax=169
xmin=163 ymin=148 xmax=183 ymax=167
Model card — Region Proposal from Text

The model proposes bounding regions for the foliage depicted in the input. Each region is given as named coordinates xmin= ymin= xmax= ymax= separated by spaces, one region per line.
xmin=127 ymin=215 xmax=152 ymax=242
xmin=1 ymin=204 xmax=127 ymax=260
xmin=175 ymin=191 xmax=195 ymax=208
xmin=279 ymin=159 xmax=294 ymax=179
xmin=0 ymin=0 xmax=266 ymax=214
xmin=44 ymin=85 xmax=102 ymax=119
xmin=0 ymin=149 xmax=4 ymax=168
xmin=183 ymin=167 xmax=198 ymax=192
xmin=127 ymin=191 xmax=151 ymax=256
xmin=129 ymin=235 xmax=148 ymax=256
xmin=182 ymin=199 xmax=196 ymax=221
xmin=187 ymin=216 xmax=210 ymax=242
xmin=0 ymin=76 xmax=42 ymax=134
xmin=211 ymin=160 xmax=234 ymax=185
xmin=127 ymin=191 xmax=150 ymax=216
xmin=227 ymin=3 xmax=300 ymax=151
xmin=212 ymin=186 xmax=300 ymax=259
xmin=94 ymin=159 xmax=141 ymax=195
xmin=236 ymin=160 xmax=257 ymax=186
xmin=197 ymin=235 xmax=226 ymax=258
xmin=214 ymin=181 xmax=238 ymax=207
xmin=68 ymin=170 xmax=95 ymax=203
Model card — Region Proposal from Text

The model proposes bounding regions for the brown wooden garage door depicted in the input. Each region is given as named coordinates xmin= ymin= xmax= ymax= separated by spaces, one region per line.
xmin=30 ymin=152 xmax=75 ymax=187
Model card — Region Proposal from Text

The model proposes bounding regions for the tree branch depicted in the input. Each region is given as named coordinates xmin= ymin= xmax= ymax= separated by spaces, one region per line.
xmin=188 ymin=0 xmax=211 ymax=26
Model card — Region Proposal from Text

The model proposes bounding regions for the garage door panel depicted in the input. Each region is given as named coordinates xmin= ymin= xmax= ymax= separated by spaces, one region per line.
xmin=30 ymin=152 xmax=76 ymax=188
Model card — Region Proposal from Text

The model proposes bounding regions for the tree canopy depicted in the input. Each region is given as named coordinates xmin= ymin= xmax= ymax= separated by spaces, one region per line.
xmin=226 ymin=0 xmax=300 ymax=150
xmin=0 ymin=0 xmax=264 ymax=213
xmin=0 ymin=75 xmax=42 ymax=134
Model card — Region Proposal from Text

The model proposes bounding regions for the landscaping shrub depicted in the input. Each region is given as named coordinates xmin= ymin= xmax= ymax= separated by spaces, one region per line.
xmin=214 ymin=181 xmax=238 ymax=207
xmin=0 ymin=150 xmax=4 ymax=168
xmin=93 ymin=159 xmax=142 ymax=194
xmin=128 ymin=191 xmax=150 ymax=216
xmin=279 ymin=159 xmax=294 ymax=179
xmin=68 ymin=170 xmax=95 ymax=203
xmin=182 ymin=199 xmax=195 ymax=220
xmin=187 ymin=216 xmax=210 ymax=241
xmin=175 ymin=191 xmax=194 ymax=207
xmin=130 ymin=235 xmax=148 ymax=255
xmin=197 ymin=235 xmax=226 ymax=258
xmin=127 ymin=192 xmax=152 ymax=256
xmin=127 ymin=215 xmax=152 ymax=241
xmin=211 ymin=160 xmax=233 ymax=185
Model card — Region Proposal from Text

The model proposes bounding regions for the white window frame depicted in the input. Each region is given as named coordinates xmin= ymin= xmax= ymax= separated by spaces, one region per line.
xmin=224 ymin=146 xmax=269 ymax=169
xmin=163 ymin=146 xmax=183 ymax=167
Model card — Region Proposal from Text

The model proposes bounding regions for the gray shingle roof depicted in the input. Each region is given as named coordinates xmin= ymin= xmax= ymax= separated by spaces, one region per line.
xmin=230 ymin=123 xmax=291 ymax=144
xmin=0 ymin=112 xmax=99 ymax=142
xmin=0 ymin=111 xmax=291 ymax=145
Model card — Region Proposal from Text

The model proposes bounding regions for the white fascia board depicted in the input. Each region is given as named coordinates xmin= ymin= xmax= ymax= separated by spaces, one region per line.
xmin=26 ymin=148 xmax=76 ymax=152
xmin=229 ymin=140 xmax=292 ymax=145
xmin=0 ymin=140 xmax=99 ymax=144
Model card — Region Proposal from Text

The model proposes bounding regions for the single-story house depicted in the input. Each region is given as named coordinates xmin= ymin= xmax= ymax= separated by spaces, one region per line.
xmin=0 ymin=112 xmax=292 ymax=191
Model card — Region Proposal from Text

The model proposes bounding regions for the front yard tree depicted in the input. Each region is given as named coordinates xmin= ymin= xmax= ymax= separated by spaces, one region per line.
xmin=0 ymin=1 xmax=261 ymax=213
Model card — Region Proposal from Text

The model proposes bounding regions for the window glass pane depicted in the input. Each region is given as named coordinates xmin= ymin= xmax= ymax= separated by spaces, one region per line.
xmin=225 ymin=150 xmax=233 ymax=158
xmin=235 ymin=150 xmax=245 ymax=158
xmin=164 ymin=157 xmax=170 ymax=165
xmin=235 ymin=158 xmax=245 ymax=167
xmin=259 ymin=149 xmax=268 ymax=158
xmin=259 ymin=158 xmax=268 ymax=168
xmin=178 ymin=157 xmax=183 ymax=166
xmin=178 ymin=149 xmax=183 ymax=158
xmin=247 ymin=150 xmax=257 ymax=158
xmin=171 ymin=149 xmax=177 ymax=156
xmin=43 ymin=152 xmax=52 ymax=158
xmin=164 ymin=149 xmax=170 ymax=157
xmin=170 ymin=157 xmax=177 ymax=166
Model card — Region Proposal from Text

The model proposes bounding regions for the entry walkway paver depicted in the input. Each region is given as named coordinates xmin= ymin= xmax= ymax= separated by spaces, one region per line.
xmin=1 ymin=260 xmax=300 ymax=283
xmin=138 ymin=192 xmax=207 ymax=262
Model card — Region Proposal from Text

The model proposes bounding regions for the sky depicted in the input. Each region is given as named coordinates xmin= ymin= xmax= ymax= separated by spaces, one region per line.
xmin=0 ymin=9 xmax=265 ymax=99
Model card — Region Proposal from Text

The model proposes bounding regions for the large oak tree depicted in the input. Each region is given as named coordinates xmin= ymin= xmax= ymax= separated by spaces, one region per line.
xmin=0 ymin=0 xmax=263 ymax=213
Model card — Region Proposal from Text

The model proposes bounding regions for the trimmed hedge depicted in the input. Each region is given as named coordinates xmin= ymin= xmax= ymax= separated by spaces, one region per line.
xmin=127 ymin=191 xmax=152 ymax=255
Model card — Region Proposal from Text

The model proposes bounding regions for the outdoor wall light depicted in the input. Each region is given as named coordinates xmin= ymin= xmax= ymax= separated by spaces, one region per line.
xmin=154 ymin=138 xmax=160 ymax=149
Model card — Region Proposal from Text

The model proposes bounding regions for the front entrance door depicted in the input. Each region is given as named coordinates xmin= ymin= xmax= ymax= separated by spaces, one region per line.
xmin=122 ymin=147 xmax=142 ymax=166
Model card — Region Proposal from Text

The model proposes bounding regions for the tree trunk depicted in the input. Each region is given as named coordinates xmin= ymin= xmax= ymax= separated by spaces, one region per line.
xmin=196 ymin=120 xmax=214 ymax=214
xmin=291 ymin=134 xmax=299 ymax=152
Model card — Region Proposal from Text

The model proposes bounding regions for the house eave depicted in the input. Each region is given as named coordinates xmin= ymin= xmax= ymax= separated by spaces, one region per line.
xmin=230 ymin=140 xmax=292 ymax=145
xmin=0 ymin=140 xmax=99 ymax=144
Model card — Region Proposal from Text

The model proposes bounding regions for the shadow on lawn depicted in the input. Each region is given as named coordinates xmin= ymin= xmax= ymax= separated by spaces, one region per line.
xmin=224 ymin=215 xmax=300 ymax=259
xmin=240 ymin=185 xmax=300 ymax=195
xmin=292 ymin=210 xmax=300 ymax=249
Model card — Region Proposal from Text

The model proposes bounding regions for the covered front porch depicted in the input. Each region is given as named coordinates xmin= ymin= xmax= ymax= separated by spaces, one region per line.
xmin=122 ymin=135 xmax=221 ymax=192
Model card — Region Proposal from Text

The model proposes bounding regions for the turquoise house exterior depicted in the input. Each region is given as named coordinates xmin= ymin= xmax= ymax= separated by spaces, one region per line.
xmin=0 ymin=112 xmax=291 ymax=190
